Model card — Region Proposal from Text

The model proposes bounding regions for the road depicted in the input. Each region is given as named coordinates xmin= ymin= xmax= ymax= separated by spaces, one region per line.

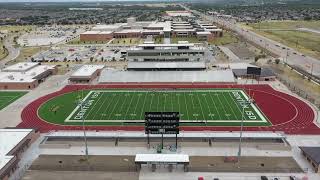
xmin=0 ymin=35 xmax=20 ymax=68
xmin=182 ymin=5 xmax=320 ymax=78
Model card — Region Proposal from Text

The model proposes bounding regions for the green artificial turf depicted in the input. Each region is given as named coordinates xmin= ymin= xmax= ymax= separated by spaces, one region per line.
xmin=38 ymin=89 xmax=271 ymax=127
xmin=0 ymin=91 xmax=27 ymax=110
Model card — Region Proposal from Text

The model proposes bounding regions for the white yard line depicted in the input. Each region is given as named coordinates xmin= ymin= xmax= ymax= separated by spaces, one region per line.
xmin=214 ymin=92 xmax=230 ymax=120
xmin=117 ymin=93 xmax=130 ymax=120
xmin=196 ymin=93 xmax=206 ymax=121
xmin=183 ymin=92 xmax=190 ymax=121
xmin=65 ymin=91 xmax=93 ymax=122
xmin=107 ymin=92 xmax=123 ymax=120
xmin=132 ymin=92 xmax=142 ymax=119
xmin=177 ymin=93 xmax=181 ymax=118
xmin=221 ymin=91 xmax=238 ymax=119
xmin=66 ymin=119 xmax=264 ymax=123
xmin=139 ymin=91 xmax=148 ymax=119
xmin=208 ymin=91 xmax=222 ymax=120
xmin=240 ymin=90 xmax=268 ymax=123
xmin=123 ymin=93 xmax=135 ymax=120
xmin=227 ymin=91 xmax=247 ymax=121
xmin=98 ymin=92 xmax=117 ymax=120
xmin=65 ymin=89 xmax=268 ymax=123
xmin=91 ymin=92 xmax=113 ymax=120
xmin=82 ymin=92 xmax=104 ymax=120
xmin=202 ymin=93 xmax=213 ymax=120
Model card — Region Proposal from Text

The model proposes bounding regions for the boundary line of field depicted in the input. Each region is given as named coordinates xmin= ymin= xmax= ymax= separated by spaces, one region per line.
xmin=64 ymin=90 xmax=268 ymax=124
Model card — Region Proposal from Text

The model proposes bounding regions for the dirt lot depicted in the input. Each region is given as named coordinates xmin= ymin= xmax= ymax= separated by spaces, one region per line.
xmin=22 ymin=171 xmax=139 ymax=180
xmin=225 ymin=42 xmax=259 ymax=60
xmin=189 ymin=156 xmax=302 ymax=173
xmin=30 ymin=155 xmax=137 ymax=172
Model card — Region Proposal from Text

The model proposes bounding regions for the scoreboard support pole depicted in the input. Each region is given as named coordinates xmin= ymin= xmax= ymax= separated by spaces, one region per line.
xmin=147 ymin=130 xmax=150 ymax=147
xmin=175 ymin=133 xmax=178 ymax=148
xmin=161 ymin=133 xmax=164 ymax=149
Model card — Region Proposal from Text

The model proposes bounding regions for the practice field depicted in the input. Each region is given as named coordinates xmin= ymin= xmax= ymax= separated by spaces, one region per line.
xmin=38 ymin=89 xmax=271 ymax=127
xmin=0 ymin=91 xmax=27 ymax=110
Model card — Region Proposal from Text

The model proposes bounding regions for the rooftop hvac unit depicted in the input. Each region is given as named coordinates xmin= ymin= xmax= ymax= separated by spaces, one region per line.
xmin=19 ymin=66 xmax=23 ymax=68
xmin=31 ymin=72 xmax=36 ymax=76
xmin=20 ymin=78 xmax=24 ymax=81
xmin=7 ymin=75 xmax=14 ymax=80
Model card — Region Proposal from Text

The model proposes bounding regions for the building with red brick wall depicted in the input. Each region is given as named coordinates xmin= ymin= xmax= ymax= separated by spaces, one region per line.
xmin=80 ymin=31 xmax=113 ymax=42
xmin=0 ymin=63 xmax=57 ymax=90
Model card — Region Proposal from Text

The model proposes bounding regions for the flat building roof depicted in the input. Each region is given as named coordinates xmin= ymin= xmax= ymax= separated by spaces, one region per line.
xmin=99 ymin=69 xmax=235 ymax=83
xmin=127 ymin=62 xmax=206 ymax=69
xmin=0 ymin=65 xmax=56 ymax=83
xmin=70 ymin=65 xmax=105 ymax=78
xmin=2 ymin=62 xmax=39 ymax=72
xmin=0 ymin=129 xmax=33 ymax=171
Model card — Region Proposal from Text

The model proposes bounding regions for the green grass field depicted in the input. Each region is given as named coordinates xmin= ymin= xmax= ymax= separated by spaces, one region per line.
xmin=0 ymin=91 xmax=27 ymax=110
xmin=244 ymin=21 xmax=320 ymax=58
xmin=0 ymin=41 xmax=8 ymax=60
xmin=38 ymin=89 xmax=271 ymax=127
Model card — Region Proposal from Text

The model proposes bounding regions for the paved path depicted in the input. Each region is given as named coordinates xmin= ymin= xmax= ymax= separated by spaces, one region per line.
xmin=0 ymin=72 xmax=71 ymax=128
xmin=0 ymin=35 xmax=20 ymax=68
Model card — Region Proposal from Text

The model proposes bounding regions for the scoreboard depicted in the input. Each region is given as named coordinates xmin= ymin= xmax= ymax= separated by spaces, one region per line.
xmin=145 ymin=112 xmax=180 ymax=134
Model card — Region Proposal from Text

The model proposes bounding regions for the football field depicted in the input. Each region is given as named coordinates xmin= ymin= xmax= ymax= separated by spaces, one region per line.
xmin=0 ymin=91 xmax=27 ymax=110
xmin=39 ymin=89 xmax=271 ymax=126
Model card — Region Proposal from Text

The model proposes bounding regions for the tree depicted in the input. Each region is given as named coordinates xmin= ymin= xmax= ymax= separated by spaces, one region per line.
xmin=101 ymin=57 xmax=104 ymax=62
xmin=275 ymin=59 xmax=280 ymax=64
xmin=63 ymin=57 xmax=67 ymax=62
xmin=254 ymin=56 xmax=260 ymax=62
xmin=90 ymin=57 xmax=94 ymax=62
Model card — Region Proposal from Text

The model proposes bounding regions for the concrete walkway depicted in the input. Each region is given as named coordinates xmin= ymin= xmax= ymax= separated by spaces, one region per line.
xmin=0 ymin=72 xmax=71 ymax=128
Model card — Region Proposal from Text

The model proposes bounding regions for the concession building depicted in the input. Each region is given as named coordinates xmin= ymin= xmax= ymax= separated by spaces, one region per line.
xmin=69 ymin=65 xmax=105 ymax=84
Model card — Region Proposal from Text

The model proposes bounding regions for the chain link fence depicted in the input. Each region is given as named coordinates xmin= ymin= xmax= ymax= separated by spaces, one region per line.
xmin=277 ymin=75 xmax=320 ymax=109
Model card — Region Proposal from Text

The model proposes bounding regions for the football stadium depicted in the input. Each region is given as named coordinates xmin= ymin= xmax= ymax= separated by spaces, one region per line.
xmin=19 ymin=83 xmax=317 ymax=134
xmin=38 ymin=89 xmax=270 ymax=126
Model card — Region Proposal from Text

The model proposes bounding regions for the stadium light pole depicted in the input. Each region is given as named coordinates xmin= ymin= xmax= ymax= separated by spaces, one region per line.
xmin=237 ymin=99 xmax=251 ymax=165
xmin=79 ymin=99 xmax=89 ymax=160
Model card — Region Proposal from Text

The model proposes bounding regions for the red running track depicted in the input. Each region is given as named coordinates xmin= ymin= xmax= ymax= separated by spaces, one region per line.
xmin=18 ymin=83 xmax=320 ymax=134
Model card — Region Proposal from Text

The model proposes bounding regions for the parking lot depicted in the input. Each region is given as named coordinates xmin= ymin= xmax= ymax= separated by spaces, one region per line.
xmin=17 ymin=25 xmax=87 ymax=47
xmin=31 ymin=46 xmax=128 ymax=63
